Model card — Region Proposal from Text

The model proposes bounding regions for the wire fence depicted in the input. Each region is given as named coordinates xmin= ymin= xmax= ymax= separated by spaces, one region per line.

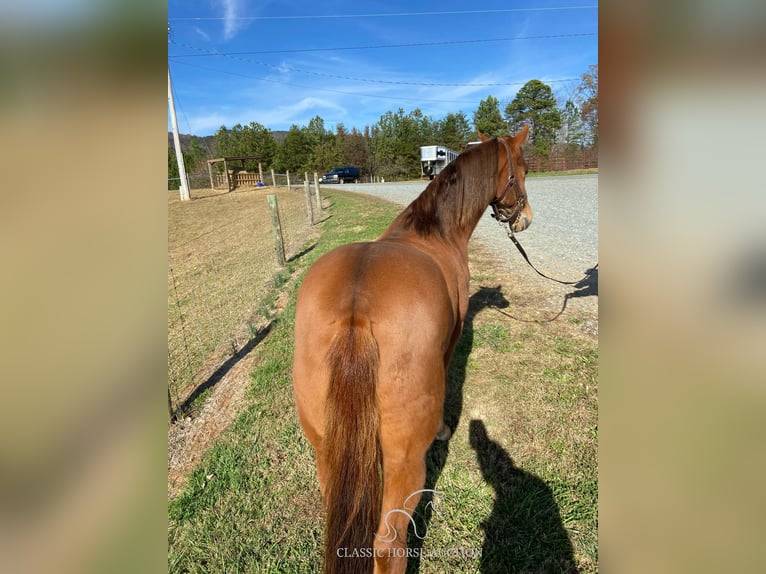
xmin=170 ymin=171 xmax=325 ymax=191
xmin=167 ymin=178 xmax=323 ymax=420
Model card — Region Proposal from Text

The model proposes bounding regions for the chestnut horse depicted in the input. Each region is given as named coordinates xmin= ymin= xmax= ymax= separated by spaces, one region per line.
xmin=292 ymin=127 xmax=532 ymax=574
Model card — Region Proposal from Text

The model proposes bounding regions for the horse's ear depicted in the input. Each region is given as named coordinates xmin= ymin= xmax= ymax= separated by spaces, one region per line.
xmin=477 ymin=131 xmax=491 ymax=143
xmin=513 ymin=123 xmax=530 ymax=145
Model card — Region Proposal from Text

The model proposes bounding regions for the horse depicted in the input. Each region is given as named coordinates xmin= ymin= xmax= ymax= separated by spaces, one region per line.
xmin=292 ymin=126 xmax=532 ymax=574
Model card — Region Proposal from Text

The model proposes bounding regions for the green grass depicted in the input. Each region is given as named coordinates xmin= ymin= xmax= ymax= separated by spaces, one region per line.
xmin=168 ymin=189 xmax=598 ymax=573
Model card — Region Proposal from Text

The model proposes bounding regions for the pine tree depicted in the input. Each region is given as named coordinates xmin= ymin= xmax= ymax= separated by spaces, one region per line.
xmin=438 ymin=111 xmax=473 ymax=150
xmin=505 ymin=80 xmax=562 ymax=156
xmin=472 ymin=96 xmax=506 ymax=137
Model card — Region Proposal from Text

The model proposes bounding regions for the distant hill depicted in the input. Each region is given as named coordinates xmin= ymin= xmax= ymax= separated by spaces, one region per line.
xmin=168 ymin=131 xmax=289 ymax=158
xmin=167 ymin=133 xmax=217 ymax=155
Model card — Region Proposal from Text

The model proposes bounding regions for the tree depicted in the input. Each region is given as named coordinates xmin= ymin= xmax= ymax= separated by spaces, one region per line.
xmin=168 ymin=146 xmax=198 ymax=190
xmin=314 ymin=138 xmax=341 ymax=173
xmin=559 ymin=99 xmax=587 ymax=147
xmin=371 ymin=108 xmax=435 ymax=179
xmin=168 ymin=147 xmax=179 ymax=190
xmin=240 ymin=121 xmax=277 ymax=169
xmin=473 ymin=95 xmax=506 ymax=137
xmin=274 ymin=124 xmax=313 ymax=173
xmin=437 ymin=111 xmax=473 ymax=150
xmin=505 ymin=80 xmax=562 ymax=156
xmin=304 ymin=115 xmax=328 ymax=147
xmin=188 ymin=138 xmax=207 ymax=166
xmin=336 ymin=125 xmax=368 ymax=176
xmin=214 ymin=125 xmax=233 ymax=157
xmin=577 ymin=64 xmax=598 ymax=147
xmin=303 ymin=115 xmax=330 ymax=171
xmin=213 ymin=122 xmax=276 ymax=172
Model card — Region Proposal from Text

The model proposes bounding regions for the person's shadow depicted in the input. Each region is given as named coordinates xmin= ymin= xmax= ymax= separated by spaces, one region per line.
xmin=469 ymin=419 xmax=578 ymax=573
xmin=405 ymin=286 xmax=509 ymax=572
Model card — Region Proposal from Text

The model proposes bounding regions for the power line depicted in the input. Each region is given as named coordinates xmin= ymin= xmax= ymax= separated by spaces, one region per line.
xmin=169 ymin=52 xmax=580 ymax=88
xmin=170 ymin=32 xmax=597 ymax=57
xmin=168 ymin=58 xmax=580 ymax=108
xmin=168 ymin=59 xmax=509 ymax=105
xmin=169 ymin=6 xmax=598 ymax=21
xmin=169 ymin=37 xmax=591 ymax=88
xmin=167 ymin=59 xmax=476 ymax=103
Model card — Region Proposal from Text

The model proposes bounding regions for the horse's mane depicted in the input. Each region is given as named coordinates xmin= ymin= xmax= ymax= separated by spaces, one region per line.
xmin=402 ymin=141 xmax=498 ymax=237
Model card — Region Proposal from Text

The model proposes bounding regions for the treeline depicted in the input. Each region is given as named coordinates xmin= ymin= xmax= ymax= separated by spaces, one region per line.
xmin=169 ymin=65 xmax=597 ymax=187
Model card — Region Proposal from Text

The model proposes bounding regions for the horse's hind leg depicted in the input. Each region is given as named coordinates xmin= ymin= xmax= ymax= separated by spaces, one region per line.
xmin=373 ymin=454 xmax=428 ymax=574
xmin=373 ymin=368 xmax=444 ymax=573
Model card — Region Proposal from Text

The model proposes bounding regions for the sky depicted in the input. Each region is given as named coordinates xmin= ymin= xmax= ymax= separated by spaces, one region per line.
xmin=167 ymin=1 xmax=598 ymax=136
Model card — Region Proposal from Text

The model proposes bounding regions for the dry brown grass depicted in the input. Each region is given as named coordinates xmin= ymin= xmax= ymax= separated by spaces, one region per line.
xmin=167 ymin=185 xmax=321 ymax=414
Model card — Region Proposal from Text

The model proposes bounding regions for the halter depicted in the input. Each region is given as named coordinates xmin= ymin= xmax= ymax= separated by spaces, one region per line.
xmin=490 ymin=137 xmax=579 ymax=285
xmin=490 ymin=137 xmax=526 ymax=227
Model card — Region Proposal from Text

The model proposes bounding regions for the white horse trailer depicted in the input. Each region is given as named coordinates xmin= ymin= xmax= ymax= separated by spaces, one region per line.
xmin=420 ymin=145 xmax=459 ymax=180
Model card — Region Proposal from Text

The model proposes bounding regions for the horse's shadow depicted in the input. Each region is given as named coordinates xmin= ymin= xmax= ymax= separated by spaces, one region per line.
xmin=405 ymin=286 xmax=577 ymax=573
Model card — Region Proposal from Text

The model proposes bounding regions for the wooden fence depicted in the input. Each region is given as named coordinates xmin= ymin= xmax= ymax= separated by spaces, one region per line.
xmin=525 ymin=147 xmax=598 ymax=173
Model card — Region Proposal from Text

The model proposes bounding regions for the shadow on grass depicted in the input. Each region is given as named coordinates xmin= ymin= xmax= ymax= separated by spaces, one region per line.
xmin=287 ymin=242 xmax=317 ymax=263
xmin=469 ymin=419 xmax=577 ymax=573
xmin=406 ymin=286 xmax=510 ymax=573
xmin=312 ymin=213 xmax=334 ymax=225
xmin=491 ymin=263 xmax=598 ymax=324
xmin=173 ymin=322 xmax=274 ymax=421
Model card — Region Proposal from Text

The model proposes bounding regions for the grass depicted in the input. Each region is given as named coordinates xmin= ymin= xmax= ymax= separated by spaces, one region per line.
xmin=168 ymin=189 xmax=598 ymax=573
xmin=167 ymin=185 xmax=320 ymax=414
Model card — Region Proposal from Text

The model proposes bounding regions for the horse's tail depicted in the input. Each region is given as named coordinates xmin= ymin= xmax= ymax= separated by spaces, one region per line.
xmin=323 ymin=324 xmax=382 ymax=574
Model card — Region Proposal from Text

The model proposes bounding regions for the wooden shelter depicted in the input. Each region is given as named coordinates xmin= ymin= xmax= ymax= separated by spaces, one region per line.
xmin=207 ymin=156 xmax=263 ymax=191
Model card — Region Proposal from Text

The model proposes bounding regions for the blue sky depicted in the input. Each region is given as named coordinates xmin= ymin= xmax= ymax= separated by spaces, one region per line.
xmin=168 ymin=1 xmax=598 ymax=136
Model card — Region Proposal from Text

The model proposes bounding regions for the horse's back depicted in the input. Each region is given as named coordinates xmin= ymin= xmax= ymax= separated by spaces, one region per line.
xmin=295 ymin=240 xmax=454 ymax=343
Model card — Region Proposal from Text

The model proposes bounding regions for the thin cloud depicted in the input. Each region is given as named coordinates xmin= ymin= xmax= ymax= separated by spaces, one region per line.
xmin=193 ymin=26 xmax=211 ymax=42
xmin=214 ymin=0 xmax=248 ymax=41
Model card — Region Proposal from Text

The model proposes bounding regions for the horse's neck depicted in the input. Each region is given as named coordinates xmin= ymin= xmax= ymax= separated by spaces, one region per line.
xmin=379 ymin=208 xmax=475 ymax=261
xmin=386 ymin=183 xmax=493 ymax=245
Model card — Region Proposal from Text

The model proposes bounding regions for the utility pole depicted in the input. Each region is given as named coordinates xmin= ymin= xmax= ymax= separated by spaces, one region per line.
xmin=168 ymin=64 xmax=191 ymax=201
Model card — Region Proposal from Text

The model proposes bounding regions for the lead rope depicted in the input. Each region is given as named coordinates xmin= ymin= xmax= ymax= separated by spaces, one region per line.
xmin=501 ymin=223 xmax=580 ymax=286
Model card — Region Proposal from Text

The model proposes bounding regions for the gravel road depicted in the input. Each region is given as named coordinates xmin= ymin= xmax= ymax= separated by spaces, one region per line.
xmin=333 ymin=174 xmax=598 ymax=322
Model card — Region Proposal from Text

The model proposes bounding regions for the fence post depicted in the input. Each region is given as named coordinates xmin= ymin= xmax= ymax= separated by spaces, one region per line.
xmin=267 ymin=195 xmax=286 ymax=265
xmin=286 ymin=170 xmax=291 ymax=188
xmin=313 ymin=172 xmax=322 ymax=217
xmin=271 ymin=169 xmax=276 ymax=187
xmin=304 ymin=180 xmax=314 ymax=226
xmin=258 ymin=162 xmax=263 ymax=184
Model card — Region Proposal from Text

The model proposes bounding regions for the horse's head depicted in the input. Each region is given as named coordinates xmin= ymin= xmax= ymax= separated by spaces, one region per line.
xmin=481 ymin=126 xmax=533 ymax=233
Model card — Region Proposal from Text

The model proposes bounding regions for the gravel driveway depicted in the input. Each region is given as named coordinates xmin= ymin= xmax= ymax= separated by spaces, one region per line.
xmin=333 ymin=175 xmax=599 ymax=323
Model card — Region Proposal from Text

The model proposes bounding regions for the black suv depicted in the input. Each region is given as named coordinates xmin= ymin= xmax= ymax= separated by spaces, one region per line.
xmin=319 ymin=166 xmax=359 ymax=184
